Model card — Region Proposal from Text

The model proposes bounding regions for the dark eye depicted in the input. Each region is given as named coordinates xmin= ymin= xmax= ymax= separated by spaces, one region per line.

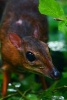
xmin=26 ymin=51 xmax=36 ymax=62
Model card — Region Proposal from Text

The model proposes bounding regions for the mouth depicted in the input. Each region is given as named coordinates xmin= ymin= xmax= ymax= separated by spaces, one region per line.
xmin=38 ymin=67 xmax=61 ymax=80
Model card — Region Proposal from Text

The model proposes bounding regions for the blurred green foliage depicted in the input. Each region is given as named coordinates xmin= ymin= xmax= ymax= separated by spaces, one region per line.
xmin=0 ymin=72 xmax=67 ymax=100
xmin=39 ymin=0 xmax=67 ymax=42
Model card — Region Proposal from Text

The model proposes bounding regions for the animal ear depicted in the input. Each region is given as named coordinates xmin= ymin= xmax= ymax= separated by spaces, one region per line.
xmin=33 ymin=24 xmax=40 ymax=39
xmin=9 ymin=33 xmax=22 ymax=50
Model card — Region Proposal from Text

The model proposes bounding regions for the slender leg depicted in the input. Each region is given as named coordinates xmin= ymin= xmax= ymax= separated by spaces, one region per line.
xmin=39 ymin=76 xmax=47 ymax=90
xmin=2 ymin=71 xmax=11 ymax=97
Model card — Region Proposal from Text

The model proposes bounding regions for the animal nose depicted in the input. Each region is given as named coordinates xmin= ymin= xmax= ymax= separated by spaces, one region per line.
xmin=53 ymin=70 xmax=60 ymax=79
xmin=50 ymin=68 xmax=61 ymax=79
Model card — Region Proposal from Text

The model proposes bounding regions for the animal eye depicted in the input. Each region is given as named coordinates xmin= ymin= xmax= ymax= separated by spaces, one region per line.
xmin=26 ymin=51 xmax=36 ymax=62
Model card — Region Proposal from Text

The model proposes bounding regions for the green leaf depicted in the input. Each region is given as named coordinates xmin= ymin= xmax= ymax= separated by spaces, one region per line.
xmin=40 ymin=81 xmax=58 ymax=99
xmin=58 ymin=19 xmax=67 ymax=40
xmin=62 ymin=72 xmax=67 ymax=78
xmin=39 ymin=0 xmax=64 ymax=18
xmin=26 ymin=94 xmax=39 ymax=100
xmin=58 ymin=20 xmax=67 ymax=33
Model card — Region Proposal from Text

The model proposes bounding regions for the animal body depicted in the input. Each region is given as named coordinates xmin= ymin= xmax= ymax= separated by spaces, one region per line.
xmin=0 ymin=0 xmax=60 ymax=97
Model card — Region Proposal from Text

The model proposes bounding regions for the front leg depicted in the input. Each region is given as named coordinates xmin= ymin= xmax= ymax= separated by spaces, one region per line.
xmin=2 ymin=70 xmax=11 ymax=97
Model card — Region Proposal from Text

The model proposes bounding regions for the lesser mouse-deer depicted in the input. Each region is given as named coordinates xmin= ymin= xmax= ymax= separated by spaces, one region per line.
xmin=0 ymin=0 xmax=60 ymax=97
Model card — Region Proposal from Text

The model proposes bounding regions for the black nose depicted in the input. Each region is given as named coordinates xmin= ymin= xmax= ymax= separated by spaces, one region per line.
xmin=50 ymin=68 xmax=61 ymax=79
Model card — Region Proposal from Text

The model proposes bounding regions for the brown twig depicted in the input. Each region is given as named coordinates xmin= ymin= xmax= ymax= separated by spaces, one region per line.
xmin=52 ymin=85 xmax=67 ymax=93
xmin=54 ymin=18 xmax=64 ymax=21
xmin=11 ymin=83 xmax=29 ymax=100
